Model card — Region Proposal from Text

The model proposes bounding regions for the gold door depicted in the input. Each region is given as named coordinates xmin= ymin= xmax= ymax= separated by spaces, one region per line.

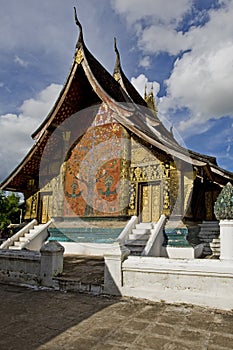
xmin=40 ymin=195 xmax=50 ymax=223
xmin=139 ymin=183 xmax=160 ymax=222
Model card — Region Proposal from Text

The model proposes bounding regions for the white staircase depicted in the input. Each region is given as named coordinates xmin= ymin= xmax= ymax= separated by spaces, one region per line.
xmin=125 ymin=222 xmax=154 ymax=255
xmin=0 ymin=219 xmax=54 ymax=251
xmin=9 ymin=224 xmax=45 ymax=250
xmin=198 ymin=221 xmax=220 ymax=257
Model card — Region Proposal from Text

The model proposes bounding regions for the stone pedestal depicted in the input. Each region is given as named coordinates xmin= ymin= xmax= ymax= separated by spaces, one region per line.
xmin=198 ymin=221 xmax=220 ymax=257
xmin=40 ymin=241 xmax=64 ymax=287
xmin=165 ymin=218 xmax=190 ymax=247
xmin=104 ymin=243 xmax=130 ymax=295
xmin=219 ymin=220 xmax=233 ymax=260
xmin=164 ymin=219 xmax=203 ymax=258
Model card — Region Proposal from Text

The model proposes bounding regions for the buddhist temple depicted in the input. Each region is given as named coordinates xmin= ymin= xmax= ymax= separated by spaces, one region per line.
xmin=1 ymin=9 xmax=233 ymax=253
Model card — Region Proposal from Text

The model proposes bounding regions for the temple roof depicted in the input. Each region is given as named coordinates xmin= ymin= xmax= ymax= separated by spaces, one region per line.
xmin=1 ymin=9 xmax=233 ymax=192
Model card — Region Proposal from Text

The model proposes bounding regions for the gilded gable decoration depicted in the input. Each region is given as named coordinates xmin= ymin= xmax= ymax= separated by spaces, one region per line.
xmin=75 ymin=48 xmax=84 ymax=65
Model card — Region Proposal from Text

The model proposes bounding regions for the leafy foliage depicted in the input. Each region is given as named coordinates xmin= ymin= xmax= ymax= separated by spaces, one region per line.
xmin=0 ymin=191 xmax=21 ymax=230
xmin=214 ymin=182 xmax=233 ymax=220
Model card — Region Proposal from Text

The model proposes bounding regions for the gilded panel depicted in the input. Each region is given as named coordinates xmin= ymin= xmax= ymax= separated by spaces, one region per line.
xmin=64 ymin=104 xmax=129 ymax=217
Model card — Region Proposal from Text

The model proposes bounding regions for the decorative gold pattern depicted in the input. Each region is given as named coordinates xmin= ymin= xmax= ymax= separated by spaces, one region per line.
xmin=129 ymin=183 xmax=136 ymax=214
xmin=41 ymin=195 xmax=50 ymax=223
xmin=130 ymin=164 xmax=161 ymax=182
xmin=141 ymin=185 xmax=150 ymax=222
xmin=151 ymin=184 xmax=160 ymax=222
xmin=75 ymin=48 xmax=84 ymax=65
xmin=141 ymin=183 xmax=160 ymax=222
xmin=128 ymin=137 xmax=173 ymax=220
xmin=131 ymin=136 xmax=168 ymax=166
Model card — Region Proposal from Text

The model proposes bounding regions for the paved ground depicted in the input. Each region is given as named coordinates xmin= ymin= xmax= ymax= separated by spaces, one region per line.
xmin=0 ymin=283 xmax=232 ymax=350
xmin=62 ymin=255 xmax=104 ymax=285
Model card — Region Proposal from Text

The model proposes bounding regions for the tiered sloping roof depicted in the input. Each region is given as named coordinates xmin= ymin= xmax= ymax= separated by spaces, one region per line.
xmin=1 ymin=9 xmax=232 ymax=192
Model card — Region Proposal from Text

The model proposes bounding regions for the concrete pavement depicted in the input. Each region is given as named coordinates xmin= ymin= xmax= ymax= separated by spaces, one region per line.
xmin=0 ymin=283 xmax=232 ymax=349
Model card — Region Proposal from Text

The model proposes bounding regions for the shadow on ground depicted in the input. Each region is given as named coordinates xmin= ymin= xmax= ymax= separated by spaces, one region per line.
xmin=0 ymin=277 xmax=233 ymax=349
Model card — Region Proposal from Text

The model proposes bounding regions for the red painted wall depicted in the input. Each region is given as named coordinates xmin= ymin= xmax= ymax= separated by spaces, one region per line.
xmin=64 ymin=104 xmax=125 ymax=217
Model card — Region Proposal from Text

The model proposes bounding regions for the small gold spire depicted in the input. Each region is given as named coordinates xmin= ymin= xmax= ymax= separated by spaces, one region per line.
xmin=74 ymin=6 xmax=84 ymax=48
xmin=144 ymin=83 xmax=158 ymax=117
xmin=113 ymin=37 xmax=121 ymax=81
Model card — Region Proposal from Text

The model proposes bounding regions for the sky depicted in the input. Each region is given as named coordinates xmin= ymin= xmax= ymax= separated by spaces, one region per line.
xmin=0 ymin=0 xmax=233 ymax=183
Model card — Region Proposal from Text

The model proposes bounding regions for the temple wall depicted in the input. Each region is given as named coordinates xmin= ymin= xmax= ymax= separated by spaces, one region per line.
xmin=63 ymin=103 xmax=130 ymax=218
xmin=128 ymin=136 xmax=172 ymax=221
xmin=23 ymin=104 xmax=197 ymax=224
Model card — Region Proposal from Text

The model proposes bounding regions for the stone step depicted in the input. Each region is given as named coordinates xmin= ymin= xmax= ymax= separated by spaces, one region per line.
xmin=210 ymin=242 xmax=220 ymax=247
xmin=135 ymin=223 xmax=153 ymax=229
xmin=13 ymin=241 xmax=24 ymax=247
xmin=130 ymin=251 xmax=143 ymax=256
xmin=9 ymin=246 xmax=21 ymax=250
xmin=125 ymin=245 xmax=145 ymax=252
xmin=129 ymin=233 xmax=150 ymax=240
xmin=132 ymin=228 xmax=150 ymax=235
xmin=19 ymin=237 xmax=29 ymax=242
xmin=25 ymin=233 xmax=36 ymax=239
xmin=126 ymin=239 xmax=147 ymax=246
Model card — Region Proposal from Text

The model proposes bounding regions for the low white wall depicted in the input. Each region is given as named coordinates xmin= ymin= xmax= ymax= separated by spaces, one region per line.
xmin=0 ymin=250 xmax=41 ymax=286
xmin=60 ymin=242 xmax=116 ymax=256
xmin=0 ymin=242 xmax=64 ymax=288
xmin=121 ymin=257 xmax=233 ymax=310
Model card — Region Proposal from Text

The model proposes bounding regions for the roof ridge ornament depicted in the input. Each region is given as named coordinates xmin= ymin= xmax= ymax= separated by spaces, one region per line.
xmin=74 ymin=6 xmax=84 ymax=48
xmin=113 ymin=37 xmax=121 ymax=81
xmin=144 ymin=84 xmax=147 ymax=99
xmin=144 ymin=83 xmax=158 ymax=117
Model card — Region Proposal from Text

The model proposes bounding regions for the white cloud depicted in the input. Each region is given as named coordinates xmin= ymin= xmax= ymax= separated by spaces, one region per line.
xmin=112 ymin=0 xmax=193 ymax=56
xmin=0 ymin=83 xmax=62 ymax=181
xmin=20 ymin=83 xmax=62 ymax=120
xmin=139 ymin=56 xmax=151 ymax=68
xmin=131 ymin=74 xmax=160 ymax=97
xmin=14 ymin=55 xmax=28 ymax=68
xmin=114 ymin=0 xmax=233 ymax=138
xmin=162 ymin=4 xmax=233 ymax=134
xmin=111 ymin=0 xmax=192 ymax=26
xmin=139 ymin=25 xmax=190 ymax=56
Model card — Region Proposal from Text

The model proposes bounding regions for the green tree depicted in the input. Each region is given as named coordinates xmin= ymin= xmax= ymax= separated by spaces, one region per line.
xmin=0 ymin=191 xmax=21 ymax=230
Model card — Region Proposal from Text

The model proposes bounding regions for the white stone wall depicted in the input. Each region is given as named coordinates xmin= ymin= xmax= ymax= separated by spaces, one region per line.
xmin=0 ymin=241 xmax=64 ymax=287
xmin=121 ymin=257 xmax=233 ymax=310
xmin=104 ymin=248 xmax=233 ymax=310
xmin=0 ymin=250 xmax=41 ymax=285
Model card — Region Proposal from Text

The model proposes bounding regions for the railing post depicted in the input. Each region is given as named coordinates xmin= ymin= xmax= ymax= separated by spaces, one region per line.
xmin=104 ymin=243 xmax=130 ymax=295
xmin=116 ymin=216 xmax=138 ymax=245
xmin=40 ymin=241 xmax=64 ymax=287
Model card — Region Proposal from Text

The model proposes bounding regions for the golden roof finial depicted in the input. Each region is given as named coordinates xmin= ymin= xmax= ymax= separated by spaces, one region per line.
xmin=74 ymin=6 xmax=84 ymax=48
xmin=113 ymin=37 xmax=122 ymax=81
xmin=144 ymin=82 xmax=158 ymax=117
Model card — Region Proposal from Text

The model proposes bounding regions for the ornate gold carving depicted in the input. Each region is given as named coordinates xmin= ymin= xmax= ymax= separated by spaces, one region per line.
xmin=25 ymin=192 xmax=39 ymax=220
xmin=128 ymin=183 xmax=136 ymax=214
xmin=141 ymin=185 xmax=150 ymax=222
xmin=75 ymin=48 xmax=84 ymax=65
xmin=163 ymin=162 xmax=171 ymax=215
xmin=113 ymin=72 xmax=121 ymax=82
xmin=131 ymin=136 xmax=168 ymax=166
xmin=151 ymin=184 xmax=160 ymax=222
xmin=130 ymin=164 xmax=161 ymax=182
xmin=141 ymin=183 xmax=160 ymax=222
xmin=41 ymin=195 xmax=50 ymax=223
